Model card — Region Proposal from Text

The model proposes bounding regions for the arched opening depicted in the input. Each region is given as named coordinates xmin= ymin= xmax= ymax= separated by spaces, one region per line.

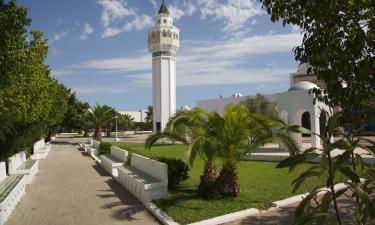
xmin=301 ymin=112 xmax=312 ymax=147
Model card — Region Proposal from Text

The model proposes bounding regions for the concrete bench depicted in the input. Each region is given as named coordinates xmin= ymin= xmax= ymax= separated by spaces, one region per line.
xmin=86 ymin=140 xmax=100 ymax=158
xmin=82 ymin=138 xmax=93 ymax=150
xmin=117 ymin=154 xmax=168 ymax=203
xmin=101 ymin=146 xmax=128 ymax=177
xmin=32 ymin=139 xmax=51 ymax=159
xmin=0 ymin=162 xmax=26 ymax=225
xmin=8 ymin=152 xmax=38 ymax=185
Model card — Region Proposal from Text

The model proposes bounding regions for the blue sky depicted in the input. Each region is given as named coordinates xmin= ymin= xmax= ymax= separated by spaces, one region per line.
xmin=19 ymin=0 xmax=302 ymax=111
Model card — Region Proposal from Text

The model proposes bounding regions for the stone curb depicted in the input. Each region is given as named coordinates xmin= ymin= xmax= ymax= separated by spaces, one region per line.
xmin=272 ymin=181 xmax=348 ymax=208
xmin=187 ymin=208 xmax=260 ymax=225
xmin=144 ymin=202 xmax=180 ymax=225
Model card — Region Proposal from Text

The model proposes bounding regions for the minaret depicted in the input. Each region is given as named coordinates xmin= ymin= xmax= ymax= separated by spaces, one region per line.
xmin=148 ymin=1 xmax=180 ymax=132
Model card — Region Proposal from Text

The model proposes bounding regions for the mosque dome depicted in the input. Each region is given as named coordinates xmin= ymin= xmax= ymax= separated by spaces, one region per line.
xmin=180 ymin=105 xmax=191 ymax=111
xmin=231 ymin=92 xmax=243 ymax=98
xmin=288 ymin=81 xmax=318 ymax=91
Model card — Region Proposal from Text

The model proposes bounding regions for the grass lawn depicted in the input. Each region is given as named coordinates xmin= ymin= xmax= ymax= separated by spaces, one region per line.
xmin=110 ymin=142 xmax=346 ymax=225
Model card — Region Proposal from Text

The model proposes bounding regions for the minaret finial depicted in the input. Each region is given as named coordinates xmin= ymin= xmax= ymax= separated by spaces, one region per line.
xmin=158 ymin=0 xmax=169 ymax=14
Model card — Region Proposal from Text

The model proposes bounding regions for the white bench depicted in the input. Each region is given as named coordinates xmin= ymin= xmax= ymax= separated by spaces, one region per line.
xmin=86 ymin=140 xmax=100 ymax=158
xmin=8 ymin=152 xmax=38 ymax=185
xmin=101 ymin=146 xmax=128 ymax=177
xmin=80 ymin=138 xmax=92 ymax=150
xmin=32 ymin=139 xmax=51 ymax=159
xmin=0 ymin=162 xmax=26 ymax=225
xmin=117 ymin=154 xmax=168 ymax=203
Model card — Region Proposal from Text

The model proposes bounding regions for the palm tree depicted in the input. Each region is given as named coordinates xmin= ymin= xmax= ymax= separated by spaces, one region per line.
xmin=146 ymin=104 xmax=298 ymax=198
xmin=87 ymin=103 xmax=115 ymax=141
xmin=214 ymin=104 xmax=298 ymax=197
xmin=146 ymin=108 xmax=221 ymax=195
xmin=145 ymin=105 xmax=153 ymax=124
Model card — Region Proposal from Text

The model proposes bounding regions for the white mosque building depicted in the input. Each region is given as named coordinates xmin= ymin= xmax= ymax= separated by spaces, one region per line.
xmin=197 ymin=64 xmax=332 ymax=149
xmin=148 ymin=1 xmax=179 ymax=132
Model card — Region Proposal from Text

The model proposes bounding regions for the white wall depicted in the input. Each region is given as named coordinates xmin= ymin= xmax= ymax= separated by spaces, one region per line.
xmin=119 ymin=111 xmax=147 ymax=123
xmin=196 ymin=94 xmax=277 ymax=115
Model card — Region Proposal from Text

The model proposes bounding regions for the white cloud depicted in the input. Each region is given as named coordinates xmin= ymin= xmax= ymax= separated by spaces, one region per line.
xmin=149 ymin=0 xmax=157 ymax=10
xmin=169 ymin=1 xmax=197 ymax=21
xmin=49 ymin=29 xmax=70 ymax=44
xmin=79 ymin=23 xmax=94 ymax=41
xmin=197 ymin=0 xmax=264 ymax=32
xmin=98 ymin=0 xmax=152 ymax=38
xmin=98 ymin=0 xmax=135 ymax=27
xmin=55 ymin=33 xmax=302 ymax=87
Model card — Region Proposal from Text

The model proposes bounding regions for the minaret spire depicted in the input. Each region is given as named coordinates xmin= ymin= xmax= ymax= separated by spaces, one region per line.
xmin=158 ymin=0 xmax=169 ymax=15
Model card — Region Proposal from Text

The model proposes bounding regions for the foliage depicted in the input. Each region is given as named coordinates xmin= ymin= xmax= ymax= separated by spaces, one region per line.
xmin=260 ymin=0 xmax=375 ymax=121
xmin=99 ymin=142 xmax=111 ymax=155
xmin=86 ymin=103 xmax=115 ymax=141
xmin=118 ymin=113 xmax=134 ymax=131
xmin=145 ymin=105 xmax=153 ymax=127
xmin=276 ymin=110 xmax=374 ymax=225
xmin=241 ymin=93 xmax=277 ymax=118
xmin=60 ymin=93 xmax=89 ymax=133
xmin=146 ymin=104 xmax=299 ymax=198
xmin=0 ymin=0 xmax=69 ymax=160
xmin=153 ymin=157 xmax=190 ymax=191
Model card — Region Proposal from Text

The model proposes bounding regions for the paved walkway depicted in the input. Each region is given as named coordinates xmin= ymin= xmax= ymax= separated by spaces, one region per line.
xmin=5 ymin=138 xmax=160 ymax=225
xmin=225 ymin=194 xmax=358 ymax=225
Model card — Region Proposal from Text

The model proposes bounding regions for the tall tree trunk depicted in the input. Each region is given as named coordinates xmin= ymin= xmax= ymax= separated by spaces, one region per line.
xmin=216 ymin=162 xmax=240 ymax=197
xmin=199 ymin=162 xmax=219 ymax=196
xmin=94 ymin=127 xmax=102 ymax=141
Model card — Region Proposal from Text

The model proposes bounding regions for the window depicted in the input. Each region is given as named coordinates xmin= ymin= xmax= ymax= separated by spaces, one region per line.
xmin=163 ymin=19 xmax=167 ymax=24
xmin=157 ymin=20 xmax=160 ymax=25
xmin=168 ymin=30 xmax=172 ymax=37
xmin=163 ymin=30 xmax=166 ymax=37
xmin=151 ymin=32 xmax=156 ymax=39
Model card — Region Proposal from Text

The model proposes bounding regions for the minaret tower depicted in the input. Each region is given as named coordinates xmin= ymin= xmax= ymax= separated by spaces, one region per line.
xmin=148 ymin=1 xmax=180 ymax=132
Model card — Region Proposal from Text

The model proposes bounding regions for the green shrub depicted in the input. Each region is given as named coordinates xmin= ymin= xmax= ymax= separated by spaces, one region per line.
xmin=153 ymin=157 xmax=190 ymax=191
xmin=99 ymin=142 xmax=111 ymax=155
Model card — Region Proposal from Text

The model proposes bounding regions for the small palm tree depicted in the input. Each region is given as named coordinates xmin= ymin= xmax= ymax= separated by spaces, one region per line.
xmin=146 ymin=108 xmax=221 ymax=195
xmin=87 ymin=103 xmax=114 ymax=141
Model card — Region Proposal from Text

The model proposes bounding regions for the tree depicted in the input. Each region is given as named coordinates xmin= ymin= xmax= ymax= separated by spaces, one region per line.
xmin=119 ymin=114 xmax=134 ymax=131
xmin=241 ymin=93 xmax=277 ymax=118
xmin=146 ymin=104 xmax=298 ymax=197
xmin=0 ymin=1 xmax=69 ymax=160
xmin=87 ymin=103 xmax=115 ymax=141
xmin=277 ymin=110 xmax=374 ymax=225
xmin=260 ymin=2 xmax=375 ymax=223
xmin=146 ymin=108 xmax=221 ymax=195
xmin=145 ymin=105 xmax=153 ymax=125
xmin=260 ymin=0 xmax=375 ymax=120
xmin=60 ymin=93 xmax=89 ymax=133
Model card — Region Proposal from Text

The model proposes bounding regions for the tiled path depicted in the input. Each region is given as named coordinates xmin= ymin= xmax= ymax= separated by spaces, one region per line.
xmin=5 ymin=138 xmax=160 ymax=225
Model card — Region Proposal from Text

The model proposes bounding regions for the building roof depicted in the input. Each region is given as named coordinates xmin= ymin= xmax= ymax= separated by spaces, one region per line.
xmin=158 ymin=1 xmax=169 ymax=15
xmin=231 ymin=92 xmax=243 ymax=98
xmin=288 ymin=81 xmax=318 ymax=91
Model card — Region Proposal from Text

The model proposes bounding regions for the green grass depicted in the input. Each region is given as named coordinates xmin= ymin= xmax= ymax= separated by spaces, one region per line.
xmin=110 ymin=142 xmax=346 ymax=224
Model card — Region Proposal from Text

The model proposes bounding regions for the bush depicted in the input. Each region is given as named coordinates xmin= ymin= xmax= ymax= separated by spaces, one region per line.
xmin=153 ymin=157 xmax=190 ymax=191
xmin=99 ymin=142 xmax=111 ymax=155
